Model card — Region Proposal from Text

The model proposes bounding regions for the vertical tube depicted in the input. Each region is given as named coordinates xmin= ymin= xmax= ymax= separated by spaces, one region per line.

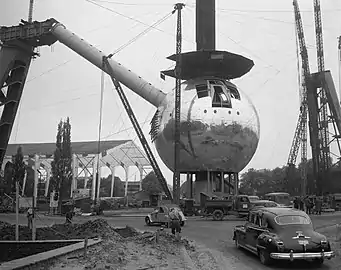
xmin=221 ymin=172 xmax=224 ymax=194
xmin=15 ymin=180 xmax=19 ymax=241
xmin=207 ymin=171 xmax=210 ymax=193
xmin=44 ymin=169 xmax=50 ymax=197
xmin=110 ymin=167 xmax=116 ymax=197
xmin=96 ymin=153 xmax=102 ymax=200
xmin=338 ymin=36 xmax=341 ymax=103
xmin=190 ymin=173 xmax=194 ymax=199
xmin=196 ymin=0 xmax=216 ymax=51
xmin=125 ymin=166 xmax=129 ymax=206
xmin=234 ymin=173 xmax=239 ymax=196
xmin=84 ymin=170 xmax=89 ymax=189
xmin=139 ymin=166 xmax=143 ymax=191
xmin=71 ymin=154 xmax=77 ymax=197
xmin=32 ymin=154 xmax=39 ymax=241
xmin=91 ymin=157 xmax=97 ymax=201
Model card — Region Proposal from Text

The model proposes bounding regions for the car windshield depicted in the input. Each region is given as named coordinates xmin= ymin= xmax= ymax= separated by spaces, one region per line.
xmin=274 ymin=215 xmax=311 ymax=225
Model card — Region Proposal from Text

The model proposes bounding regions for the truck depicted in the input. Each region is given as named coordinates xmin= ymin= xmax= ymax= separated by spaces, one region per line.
xmin=200 ymin=193 xmax=252 ymax=221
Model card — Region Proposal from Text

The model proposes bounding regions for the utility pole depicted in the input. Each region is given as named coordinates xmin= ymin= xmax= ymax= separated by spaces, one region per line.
xmin=172 ymin=3 xmax=185 ymax=205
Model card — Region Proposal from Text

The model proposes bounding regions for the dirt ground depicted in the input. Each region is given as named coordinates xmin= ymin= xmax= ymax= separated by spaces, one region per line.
xmin=316 ymin=225 xmax=341 ymax=268
xmin=1 ymin=219 xmax=208 ymax=270
xmin=47 ymin=226 xmax=200 ymax=270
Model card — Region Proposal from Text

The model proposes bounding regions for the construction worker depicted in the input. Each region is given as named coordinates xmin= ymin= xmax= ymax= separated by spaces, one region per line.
xmin=27 ymin=207 xmax=33 ymax=229
xmin=169 ymin=207 xmax=182 ymax=239
xmin=315 ymin=196 xmax=322 ymax=215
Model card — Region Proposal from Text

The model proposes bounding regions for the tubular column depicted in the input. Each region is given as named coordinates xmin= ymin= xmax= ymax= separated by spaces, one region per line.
xmin=51 ymin=22 xmax=166 ymax=107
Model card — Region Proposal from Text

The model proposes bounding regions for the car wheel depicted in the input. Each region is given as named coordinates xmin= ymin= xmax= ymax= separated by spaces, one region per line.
xmin=212 ymin=210 xmax=224 ymax=221
xmin=145 ymin=217 xmax=151 ymax=226
xmin=259 ymin=249 xmax=272 ymax=265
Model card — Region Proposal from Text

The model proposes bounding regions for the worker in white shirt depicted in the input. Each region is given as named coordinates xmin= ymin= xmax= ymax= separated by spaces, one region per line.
xmin=169 ymin=207 xmax=182 ymax=237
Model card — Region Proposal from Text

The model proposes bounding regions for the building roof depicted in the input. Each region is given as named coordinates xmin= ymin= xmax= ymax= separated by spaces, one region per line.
xmin=5 ymin=140 xmax=151 ymax=169
xmin=6 ymin=140 xmax=129 ymax=156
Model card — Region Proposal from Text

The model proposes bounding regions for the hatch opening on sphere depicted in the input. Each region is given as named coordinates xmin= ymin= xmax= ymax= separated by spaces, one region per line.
xmin=211 ymin=85 xmax=231 ymax=108
xmin=228 ymin=86 xmax=240 ymax=100
xmin=196 ymin=84 xmax=209 ymax=98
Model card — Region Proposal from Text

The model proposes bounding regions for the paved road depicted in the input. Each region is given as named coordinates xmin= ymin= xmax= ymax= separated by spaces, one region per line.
xmin=1 ymin=213 xmax=340 ymax=269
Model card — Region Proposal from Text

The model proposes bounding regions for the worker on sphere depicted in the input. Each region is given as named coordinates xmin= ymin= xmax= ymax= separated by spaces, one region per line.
xmin=169 ymin=207 xmax=182 ymax=240
xmin=27 ymin=207 xmax=33 ymax=229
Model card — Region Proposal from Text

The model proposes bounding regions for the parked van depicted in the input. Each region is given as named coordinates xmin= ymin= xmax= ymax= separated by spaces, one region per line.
xmin=264 ymin=192 xmax=292 ymax=207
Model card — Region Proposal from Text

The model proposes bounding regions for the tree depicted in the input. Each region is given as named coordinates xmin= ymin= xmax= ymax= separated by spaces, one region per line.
xmin=141 ymin=171 xmax=163 ymax=195
xmin=51 ymin=118 xmax=73 ymax=212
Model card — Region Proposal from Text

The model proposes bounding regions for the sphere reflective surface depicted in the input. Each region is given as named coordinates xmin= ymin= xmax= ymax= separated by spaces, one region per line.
xmin=150 ymin=77 xmax=260 ymax=173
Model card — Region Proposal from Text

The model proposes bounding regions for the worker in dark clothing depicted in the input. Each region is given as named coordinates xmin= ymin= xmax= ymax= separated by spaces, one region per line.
xmin=299 ymin=197 xmax=304 ymax=211
xmin=315 ymin=197 xmax=322 ymax=215
xmin=305 ymin=196 xmax=312 ymax=214
xmin=27 ymin=207 xmax=33 ymax=229
xmin=293 ymin=197 xmax=299 ymax=209
xmin=169 ymin=208 xmax=182 ymax=239
xmin=65 ymin=209 xmax=74 ymax=224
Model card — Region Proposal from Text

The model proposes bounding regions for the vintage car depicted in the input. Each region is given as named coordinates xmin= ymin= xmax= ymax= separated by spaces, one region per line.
xmin=145 ymin=205 xmax=186 ymax=227
xmin=250 ymin=200 xmax=279 ymax=209
xmin=248 ymin=195 xmax=260 ymax=202
xmin=233 ymin=207 xmax=335 ymax=266
xmin=264 ymin=192 xmax=293 ymax=208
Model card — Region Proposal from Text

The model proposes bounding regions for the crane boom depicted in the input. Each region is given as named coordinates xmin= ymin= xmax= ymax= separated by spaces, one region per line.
xmin=0 ymin=18 xmax=172 ymax=197
xmin=288 ymin=0 xmax=310 ymax=195
xmin=172 ymin=3 xmax=185 ymax=205
xmin=103 ymin=56 xmax=172 ymax=200
xmin=313 ymin=0 xmax=330 ymax=181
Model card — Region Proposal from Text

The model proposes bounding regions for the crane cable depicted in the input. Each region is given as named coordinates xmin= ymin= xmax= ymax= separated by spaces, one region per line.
xmin=95 ymin=61 xmax=106 ymax=201
xmin=110 ymin=11 xmax=173 ymax=56
xmin=338 ymin=36 xmax=341 ymax=104
xmin=94 ymin=11 xmax=174 ymax=198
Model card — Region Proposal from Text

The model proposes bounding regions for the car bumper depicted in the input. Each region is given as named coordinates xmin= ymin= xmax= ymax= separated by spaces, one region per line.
xmin=270 ymin=251 xmax=335 ymax=261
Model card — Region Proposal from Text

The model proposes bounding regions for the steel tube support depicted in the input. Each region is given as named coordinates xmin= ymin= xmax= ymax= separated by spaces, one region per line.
xmin=125 ymin=166 xmax=129 ymax=206
xmin=110 ymin=166 xmax=116 ymax=197
xmin=91 ymin=157 xmax=97 ymax=201
xmin=51 ymin=23 xmax=166 ymax=107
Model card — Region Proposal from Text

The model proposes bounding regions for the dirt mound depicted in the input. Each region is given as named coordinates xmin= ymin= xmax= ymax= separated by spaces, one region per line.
xmin=0 ymin=219 xmax=122 ymax=241
xmin=114 ymin=225 xmax=139 ymax=238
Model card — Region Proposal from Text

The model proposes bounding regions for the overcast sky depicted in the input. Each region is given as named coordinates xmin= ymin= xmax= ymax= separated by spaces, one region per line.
xmin=1 ymin=0 xmax=341 ymax=184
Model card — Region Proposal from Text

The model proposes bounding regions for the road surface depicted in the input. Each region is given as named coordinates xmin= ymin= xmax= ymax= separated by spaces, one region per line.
xmin=0 ymin=213 xmax=340 ymax=269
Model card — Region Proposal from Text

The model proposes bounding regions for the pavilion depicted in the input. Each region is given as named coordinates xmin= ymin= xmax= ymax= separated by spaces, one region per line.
xmin=4 ymin=140 xmax=151 ymax=203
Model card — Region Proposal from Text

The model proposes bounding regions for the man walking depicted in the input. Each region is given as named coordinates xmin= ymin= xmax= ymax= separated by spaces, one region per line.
xmin=169 ymin=207 xmax=182 ymax=240
xmin=315 ymin=196 xmax=322 ymax=215
xmin=27 ymin=207 xmax=33 ymax=229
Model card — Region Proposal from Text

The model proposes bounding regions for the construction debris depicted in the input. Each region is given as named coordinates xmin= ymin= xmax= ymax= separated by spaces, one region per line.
xmin=0 ymin=219 xmax=200 ymax=269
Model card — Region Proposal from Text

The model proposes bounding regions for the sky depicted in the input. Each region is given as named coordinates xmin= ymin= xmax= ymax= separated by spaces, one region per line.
xmin=1 ymin=0 xmax=341 ymax=185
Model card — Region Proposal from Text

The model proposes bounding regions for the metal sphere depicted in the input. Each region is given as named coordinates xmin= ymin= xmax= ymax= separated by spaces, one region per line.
xmin=151 ymin=77 xmax=260 ymax=173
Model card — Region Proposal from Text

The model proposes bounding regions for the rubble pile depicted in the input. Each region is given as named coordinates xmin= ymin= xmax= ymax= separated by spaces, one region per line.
xmin=113 ymin=225 xmax=139 ymax=238
xmin=0 ymin=219 xmax=122 ymax=241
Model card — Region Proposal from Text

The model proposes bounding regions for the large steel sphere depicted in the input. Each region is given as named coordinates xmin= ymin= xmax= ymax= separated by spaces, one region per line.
xmin=151 ymin=77 xmax=260 ymax=173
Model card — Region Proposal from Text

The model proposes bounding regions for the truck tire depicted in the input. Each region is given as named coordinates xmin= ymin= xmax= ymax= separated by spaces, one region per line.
xmin=212 ymin=209 xmax=224 ymax=221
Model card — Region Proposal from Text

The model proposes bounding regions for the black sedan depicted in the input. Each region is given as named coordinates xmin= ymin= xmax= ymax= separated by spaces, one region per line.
xmin=233 ymin=207 xmax=335 ymax=266
xmin=250 ymin=199 xmax=279 ymax=209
